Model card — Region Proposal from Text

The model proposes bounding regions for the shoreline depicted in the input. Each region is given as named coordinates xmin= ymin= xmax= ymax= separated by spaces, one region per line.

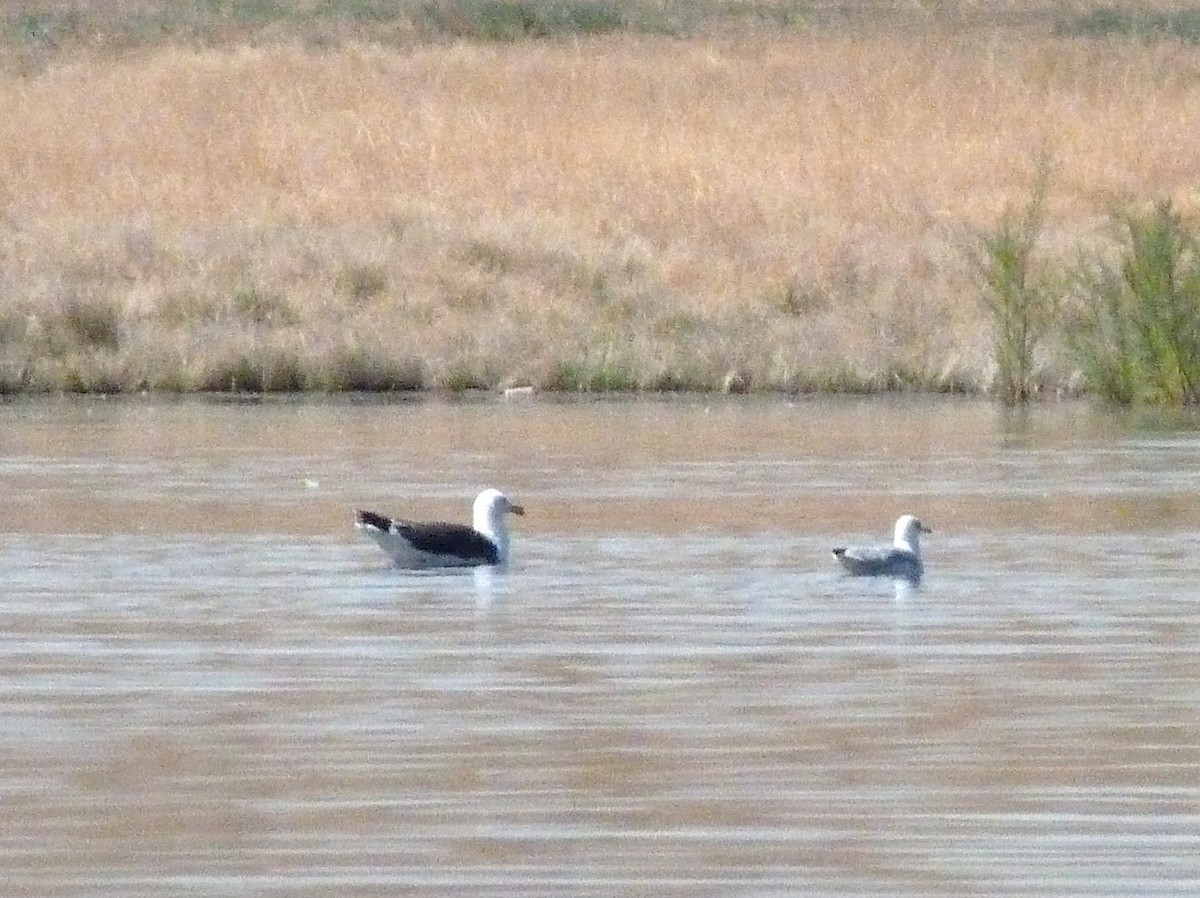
xmin=0 ymin=377 xmax=1080 ymax=402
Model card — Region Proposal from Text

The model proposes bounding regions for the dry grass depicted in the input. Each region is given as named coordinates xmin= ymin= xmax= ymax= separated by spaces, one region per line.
xmin=4 ymin=9 xmax=1200 ymax=392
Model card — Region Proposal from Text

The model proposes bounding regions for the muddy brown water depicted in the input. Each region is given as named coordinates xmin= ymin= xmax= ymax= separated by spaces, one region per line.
xmin=1 ymin=396 xmax=1198 ymax=897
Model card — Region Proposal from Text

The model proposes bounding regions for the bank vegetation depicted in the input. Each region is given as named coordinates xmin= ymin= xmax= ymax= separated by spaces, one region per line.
xmin=3 ymin=1 xmax=1200 ymax=401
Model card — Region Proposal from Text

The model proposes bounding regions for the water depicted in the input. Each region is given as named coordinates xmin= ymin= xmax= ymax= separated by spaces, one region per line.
xmin=1 ymin=396 xmax=1198 ymax=897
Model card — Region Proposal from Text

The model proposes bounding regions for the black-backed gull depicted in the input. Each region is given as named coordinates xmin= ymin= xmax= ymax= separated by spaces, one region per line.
xmin=355 ymin=488 xmax=525 ymax=569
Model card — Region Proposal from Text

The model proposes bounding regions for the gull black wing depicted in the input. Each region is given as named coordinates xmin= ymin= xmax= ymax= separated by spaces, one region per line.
xmin=392 ymin=520 xmax=499 ymax=564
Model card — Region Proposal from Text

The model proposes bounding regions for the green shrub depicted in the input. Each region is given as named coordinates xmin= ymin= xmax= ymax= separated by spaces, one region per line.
xmin=43 ymin=297 xmax=123 ymax=354
xmin=418 ymin=0 xmax=625 ymax=40
xmin=154 ymin=292 xmax=222 ymax=327
xmin=0 ymin=308 xmax=26 ymax=347
xmin=321 ymin=343 xmax=425 ymax=391
xmin=335 ymin=263 xmax=388 ymax=304
xmin=972 ymin=165 xmax=1057 ymax=403
xmin=0 ymin=362 xmax=28 ymax=395
xmin=11 ymin=9 xmax=85 ymax=47
xmin=205 ymin=0 xmax=292 ymax=27
xmin=261 ymin=350 xmax=308 ymax=392
xmin=202 ymin=354 xmax=265 ymax=392
xmin=543 ymin=357 xmax=638 ymax=391
xmin=772 ymin=280 xmax=827 ymax=317
xmin=1068 ymin=200 xmax=1200 ymax=404
xmin=1053 ymin=6 xmax=1200 ymax=43
xmin=231 ymin=287 xmax=298 ymax=326
xmin=555 ymin=0 xmax=626 ymax=34
xmin=203 ymin=344 xmax=310 ymax=392
xmin=647 ymin=367 xmax=708 ymax=392
xmin=61 ymin=358 xmax=126 ymax=395
xmin=441 ymin=367 xmax=490 ymax=393
xmin=312 ymin=0 xmax=405 ymax=24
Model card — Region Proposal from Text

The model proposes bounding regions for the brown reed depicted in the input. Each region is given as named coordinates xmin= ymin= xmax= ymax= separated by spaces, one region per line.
xmin=3 ymin=10 xmax=1200 ymax=393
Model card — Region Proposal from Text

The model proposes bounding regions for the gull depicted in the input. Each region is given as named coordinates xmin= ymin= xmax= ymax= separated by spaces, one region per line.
xmin=356 ymin=488 xmax=525 ymax=569
xmin=832 ymin=514 xmax=931 ymax=582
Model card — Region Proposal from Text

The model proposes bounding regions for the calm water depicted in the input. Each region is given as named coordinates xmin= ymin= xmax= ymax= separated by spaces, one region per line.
xmin=1 ymin=396 xmax=1199 ymax=897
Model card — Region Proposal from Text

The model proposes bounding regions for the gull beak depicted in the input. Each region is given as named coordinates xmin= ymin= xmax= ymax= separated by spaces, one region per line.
xmin=509 ymin=503 xmax=526 ymax=516
xmin=920 ymin=523 xmax=933 ymax=534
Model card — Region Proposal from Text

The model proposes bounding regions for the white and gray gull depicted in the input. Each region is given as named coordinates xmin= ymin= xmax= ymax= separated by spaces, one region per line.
xmin=832 ymin=514 xmax=932 ymax=582
xmin=355 ymin=488 xmax=525 ymax=569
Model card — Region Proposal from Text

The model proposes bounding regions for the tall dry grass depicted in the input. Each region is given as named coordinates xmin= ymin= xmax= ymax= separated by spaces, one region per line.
xmin=3 ymin=23 xmax=1200 ymax=392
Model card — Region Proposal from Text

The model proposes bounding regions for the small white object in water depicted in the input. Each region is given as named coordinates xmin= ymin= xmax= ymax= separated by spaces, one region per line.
xmin=355 ymin=488 xmax=525 ymax=569
xmin=832 ymin=514 xmax=932 ymax=582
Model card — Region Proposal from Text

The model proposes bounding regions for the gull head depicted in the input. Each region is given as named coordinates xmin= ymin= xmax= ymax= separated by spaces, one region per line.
xmin=473 ymin=488 xmax=525 ymax=537
xmin=894 ymin=514 xmax=932 ymax=553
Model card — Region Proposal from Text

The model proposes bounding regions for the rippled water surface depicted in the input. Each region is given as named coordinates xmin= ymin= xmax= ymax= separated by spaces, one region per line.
xmin=2 ymin=396 xmax=1199 ymax=897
